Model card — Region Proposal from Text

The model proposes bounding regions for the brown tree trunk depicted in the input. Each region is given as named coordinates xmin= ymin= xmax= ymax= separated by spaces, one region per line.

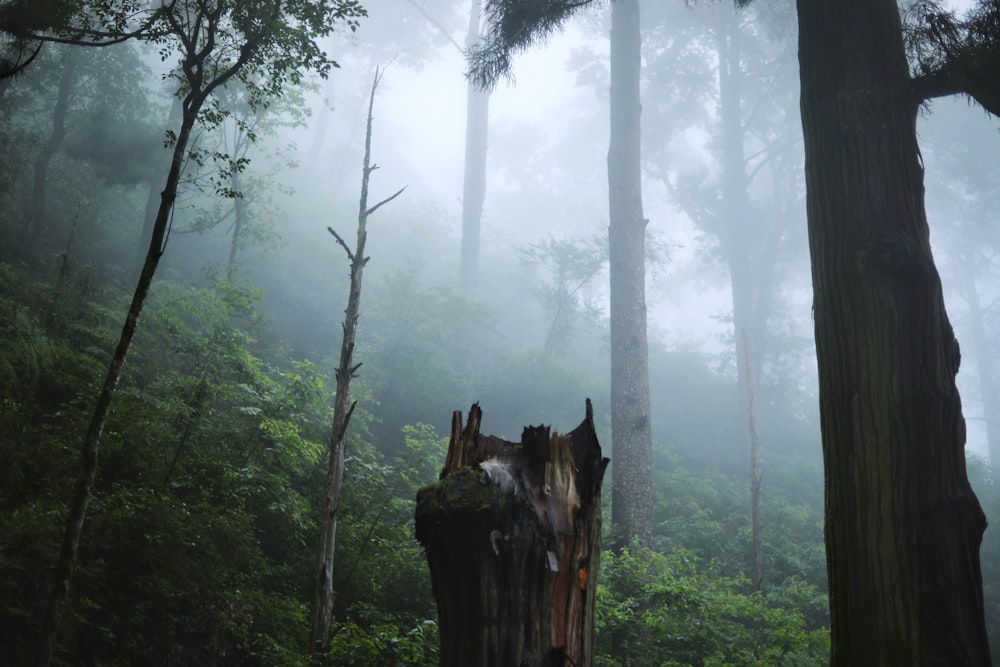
xmin=415 ymin=401 xmax=608 ymax=667
xmin=797 ymin=0 xmax=991 ymax=662
xmin=607 ymin=0 xmax=653 ymax=550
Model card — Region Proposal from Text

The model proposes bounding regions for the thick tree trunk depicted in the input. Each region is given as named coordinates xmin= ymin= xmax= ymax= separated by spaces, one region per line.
xmin=459 ymin=0 xmax=489 ymax=292
xmin=415 ymin=401 xmax=608 ymax=667
xmin=607 ymin=0 xmax=653 ymax=550
xmin=797 ymin=0 xmax=991 ymax=663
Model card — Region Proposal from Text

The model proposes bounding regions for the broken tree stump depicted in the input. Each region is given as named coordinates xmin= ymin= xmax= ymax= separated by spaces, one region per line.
xmin=415 ymin=400 xmax=609 ymax=667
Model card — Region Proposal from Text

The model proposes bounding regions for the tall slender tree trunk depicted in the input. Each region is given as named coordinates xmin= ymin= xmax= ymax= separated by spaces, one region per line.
xmin=459 ymin=0 xmax=489 ymax=292
xmin=139 ymin=98 xmax=181 ymax=257
xmin=310 ymin=71 xmax=404 ymax=654
xmin=717 ymin=6 xmax=765 ymax=592
xmin=34 ymin=101 xmax=201 ymax=667
xmin=228 ymin=169 xmax=245 ymax=271
xmin=22 ymin=48 xmax=77 ymax=254
xmin=607 ymin=0 xmax=652 ymax=549
xmin=797 ymin=0 xmax=991 ymax=662
xmin=743 ymin=336 xmax=763 ymax=592
xmin=716 ymin=5 xmax=755 ymax=398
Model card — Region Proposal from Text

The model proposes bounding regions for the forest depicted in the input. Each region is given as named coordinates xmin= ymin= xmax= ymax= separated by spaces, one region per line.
xmin=1 ymin=0 xmax=999 ymax=665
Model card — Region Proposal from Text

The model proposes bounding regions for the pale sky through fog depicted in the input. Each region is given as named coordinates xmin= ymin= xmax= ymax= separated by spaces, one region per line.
xmin=298 ymin=0 xmax=994 ymax=458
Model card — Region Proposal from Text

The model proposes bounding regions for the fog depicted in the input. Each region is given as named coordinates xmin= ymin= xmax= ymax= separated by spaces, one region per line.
xmin=105 ymin=0 xmax=995 ymax=463
xmin=5 ymin=0 xmax=1000 ymax=663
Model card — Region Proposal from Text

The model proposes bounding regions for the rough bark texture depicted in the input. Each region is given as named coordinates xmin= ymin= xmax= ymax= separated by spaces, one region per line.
xmin=797 ymin=0 xmax=991 ymax=663
xmin=607 ymin=0 xmax=653 ymax=550
xmin=415 ymin=402 xmax=608 ymax=667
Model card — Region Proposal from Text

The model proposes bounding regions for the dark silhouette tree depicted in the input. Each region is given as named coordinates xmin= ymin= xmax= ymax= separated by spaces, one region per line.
xmin=33 ymin=2 xmax=364 ymax=665
xmin=469 ymin=0 xmax=1000 ymax=661
xmin=797 ymin=0 xmax=994 ymax=661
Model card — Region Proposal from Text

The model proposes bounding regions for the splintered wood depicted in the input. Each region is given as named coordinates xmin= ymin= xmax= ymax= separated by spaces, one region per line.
xmin=416 ymin=400 xmax=609 ymax=667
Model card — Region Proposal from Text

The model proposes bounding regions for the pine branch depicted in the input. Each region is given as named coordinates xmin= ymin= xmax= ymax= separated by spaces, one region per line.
xmin=468 ymin=0 xmax=595 ymax=91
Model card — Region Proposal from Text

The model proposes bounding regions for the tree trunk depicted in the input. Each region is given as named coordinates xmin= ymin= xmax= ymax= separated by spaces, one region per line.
xmin=34 ymin=100 xmax=201 ymax=667
xmin=22 ymin=47 xmax=77 ymax=255
xmin=607 ymin=0 xmax=653 ymax=550
xmin=716 ymin=5 xmax=756 ymax=403
xmin=139 ymin=98 xmax=181 ymax=257
xmin=459 ymin=0 xmax=489 ymax=292
xmin=227 ymin=169 xmax=245 ymax=271
xmin=796 ymin=0 xmax=991 ymax=662
xmin=742 ymin=335 xmax=763 ymax=592
xmin=717 ymin=10 xmax=765 ymax=583
xmin=310 ymin=70 xmax=404 ymax=654
xmin=415 ymin=401 xmax=608 ymax=667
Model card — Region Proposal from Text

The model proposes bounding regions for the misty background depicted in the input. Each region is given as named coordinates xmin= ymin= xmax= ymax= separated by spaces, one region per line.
xmin=2 ymin=0 xmax=999 ymax=663
xmin=136 ymin=0 xmax=997 ymax=461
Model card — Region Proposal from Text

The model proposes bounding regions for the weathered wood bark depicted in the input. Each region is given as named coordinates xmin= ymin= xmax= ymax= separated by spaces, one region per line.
xmin=797 ymin=0 xmax=991 ymax=662
xmin=607 ymin=0 xmax=653 ymax=550
xmin=310 ymin=69 xmax=405 ymax=654
xmin=415 ymin=401 xmax=608 ymax=667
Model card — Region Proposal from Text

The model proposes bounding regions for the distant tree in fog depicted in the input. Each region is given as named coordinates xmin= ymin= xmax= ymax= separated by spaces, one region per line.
xmin=471 ymin=0 xmax=655 ymax=548
xmin=472 ymin=0 xmax=1000 ymax=662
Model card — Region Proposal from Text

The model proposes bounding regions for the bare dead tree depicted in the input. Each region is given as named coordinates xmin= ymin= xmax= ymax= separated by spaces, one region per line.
xmin=310 ymin=67 xmax=405 ymax=655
